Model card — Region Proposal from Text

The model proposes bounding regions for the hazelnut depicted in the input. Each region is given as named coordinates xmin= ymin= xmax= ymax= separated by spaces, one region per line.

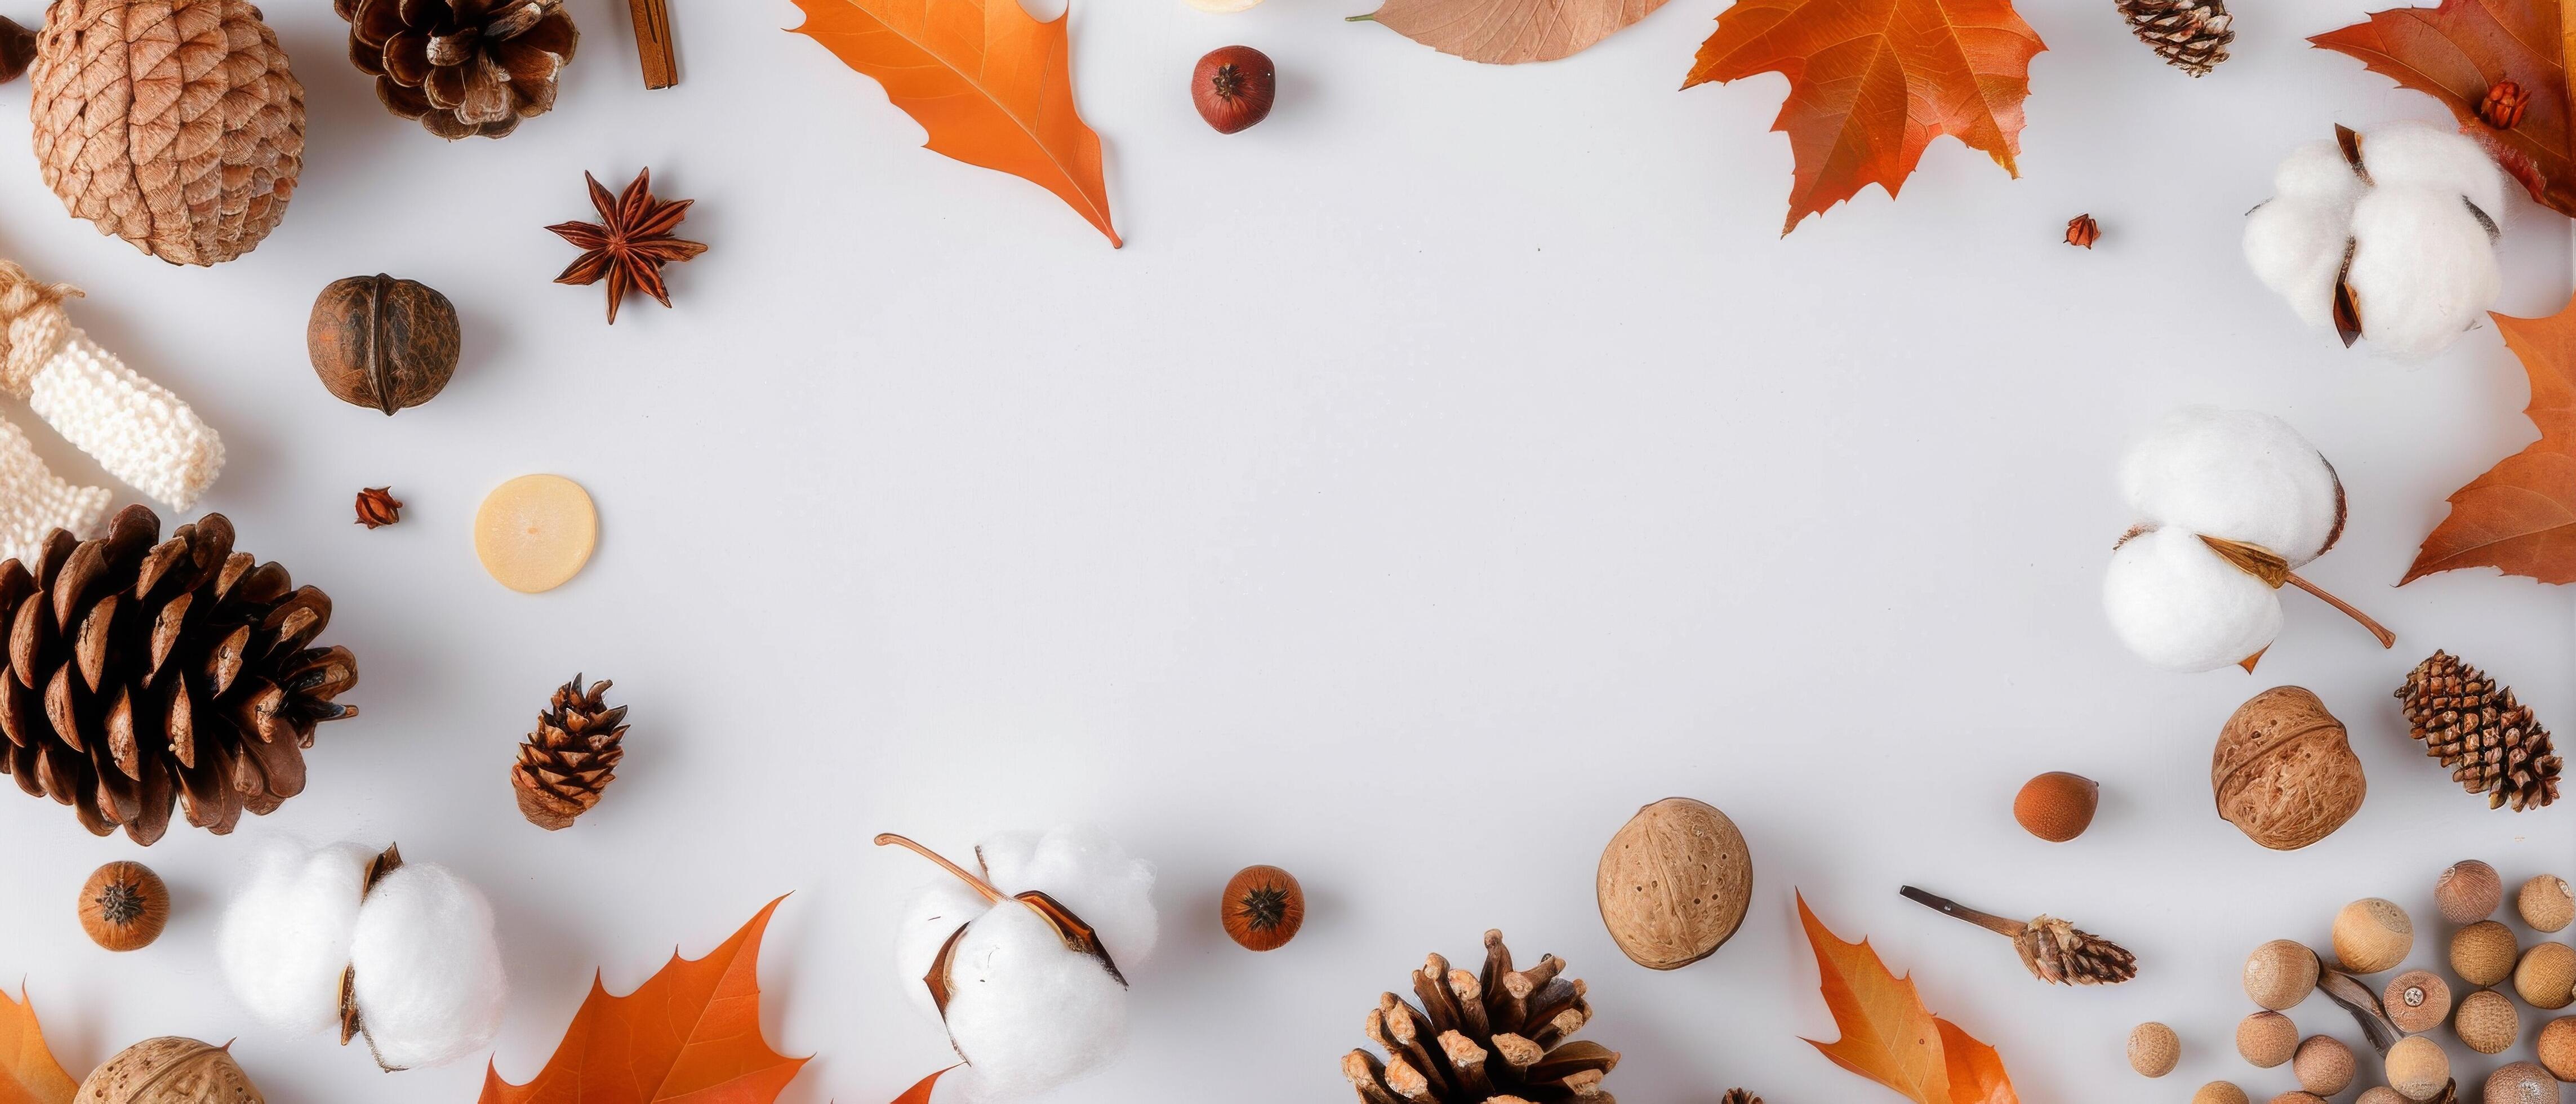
xmin=2386 ymin=969 xmax=2453 ymax=1034
xmin=2127 ymin=1021 xmax=2179 ymax=1077
xmin=2195 ymin=1085 xmax=2250 ymax=1104
xmin=2361 ymin=1092 xmax=2409 ymax=1104
xmin=2334 ymin=897 xmax=2413 ymax=973
xmin=2293 ymin=1034 xmax=2354 ymax=1095
xmin=2440 ymin=859 xmax=2506 ymax=924
xmin=2527 ymin=876 xmax=2576 ymax=933
xmin=77 ymin=861 xmax=166 ymax=952
xmin=2459 ymin=988 xmax=2521 ymax=1054
xmin=2238 ymin=1010 xmax=2299 ymax=1068
xmin=2457 ymin=920 xmax=2522 ymax=987
xmin=2486 ymin=1061 xmax=2556 ymax=1104
xmin=1595 ymin=798 xmax=1751 ymax=969
xmin=1220 ymin=865 xmax=1305 ymax=952
xmin=2013 ymin=772 xmax=2098 ymax=842
xmin=2213 ymin=686 xmax=2365 ymax=850
xmin=2521 ymin=942 xmax=2576 ymax=1010
xmin=2245 ymin=939 xmax=2321 ymax=1009
xmin=2387 ymin=1034 xmax=2452 ymax=1101
xmin=308 ymin=274 xmax=460 ymax=415
xmin=1190 ymin=46 xmax=1276 ymax=135
xmin=2536 ymin=1016 xmax=2576 ymax=1080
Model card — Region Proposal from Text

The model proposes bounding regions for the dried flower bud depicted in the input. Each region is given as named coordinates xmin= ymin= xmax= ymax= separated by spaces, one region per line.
xmin=2482 ymin=80 xmax=2530 ymax=131
xmin=354 ymin=487 xmax=403 ymax=528
xmin=2065 ymin=213 xmax=2101 ymax=248
xmin=310 ymin=274 xmax=459 ymax=415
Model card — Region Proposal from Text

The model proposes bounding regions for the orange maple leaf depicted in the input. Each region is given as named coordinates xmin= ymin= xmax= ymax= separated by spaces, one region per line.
xmin=2405 ymin=295 xmax=2576 ymax=584
xmin=789 ymin=0 xmax=1120 ymax=247
xmin=481 ymin=897 xmax=808 ymax=1104
xmin=1798 ymin=893 xmax=2016 ymax=1104
xmin=0 ymin=986 xmax=78 ymax=1104
xmin=1683 ymin=0 xmax=2046 ymax=234
xmin=2312 ymin=0 xmax=2576 ymax=219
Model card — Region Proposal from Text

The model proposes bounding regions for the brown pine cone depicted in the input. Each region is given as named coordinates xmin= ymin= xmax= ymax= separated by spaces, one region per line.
xmin=336 ymin=0 xmax=578 ymax=139
xmin=2114 ymin=0 xmax=2233 ymax=77
xmin=1720 ymin=1092 xmax=1761 ymax=1104
xmin=510 ymin=675 xmax=626 ymax=829
xmin=1344 ymin=930 xmax=1617 ymax=1103
xmin=0 ymin=506 xmax=357 ymax=843
xmin=2397 ymin=651 xmax=2562 ymax=811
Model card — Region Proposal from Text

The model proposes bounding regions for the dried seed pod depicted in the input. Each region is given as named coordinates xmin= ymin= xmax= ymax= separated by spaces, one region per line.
xmin=2482 ymin=80 xmax=2531 ymax=131
xmin=1901 ymin=887 xmax=2135 ymax=984
xmin=1596 ymin=797 xmax=1752 ymax=969
xmin=2456 ymin=922 xmax=2520 ymax=987
xmin=2439 ymin=860 xmax=2504 ymax=924
xmin=2538 ymin=1016 xmax=2576 ymax=1080
xmin=2213 ymin=687 xmax=2365 ymax=850
xmin=78 ymin=861 xmax=166 ymax=951
xmin=2012 ymin=772 xmax=2098 ymax=842
xmin=2293 ymin=1035 xmax=2353 ymax=1094
xmin=2524 ymin=875 xmax=2575 ymax=932
xmin=1218 ymin=865 xmax=1303 ymax=951
xmin=2458 ymin=989 xmax=2519 ymax=1054
xmin=2246 ymin=938 xmax=2321 ymax=1009
xmin=2517 ymin=942 xmax=2576 ymax=1010
xmin=2197 ymin=1085 xmax=2252 ymax=1104
xmin=2239 ymin=1010 xmax=2298 ymax=1067
xmin=75 ymin=1036 xmax=262 ymax=1103
xmin=2129 ymin=1021 xmax=2179 ymax=1076
xmin=2486 ymin=1061 xmax=2553 ymax=1104
xmin=2065 ymin=213 xmax=2101 ymax=249
xmin=2334 ymin=897 xmax=2414 ymax=973
xmin=2384 ymin=969 xmax=2452 ymax=1034
xmin=309 ymin=274 xmax=460 ymax=415
xmin=2360 ymin=1090 xmax=2407 ymax=1104
xmin=353 ymin=487 xmax=402 ymax=529
xmin=2386 ymin=1034 xmax=2450 ymax=1101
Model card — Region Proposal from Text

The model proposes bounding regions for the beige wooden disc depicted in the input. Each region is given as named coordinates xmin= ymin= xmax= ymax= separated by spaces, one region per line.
xmin=475 ymin=475 xmax=597 ymax=593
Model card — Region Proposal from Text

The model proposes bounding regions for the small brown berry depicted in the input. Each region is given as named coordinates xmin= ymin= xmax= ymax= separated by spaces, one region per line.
xmin=2519 ymin=941 xmax=2576 ymax=1010
xmin=2486 ymin=1061 xmax=2554 ymax=1104
xmin=1191 ymin=46 xmax=1275 ymax=135
xmin=354 ymin=487 xmax=403 ymax=528
xmin=2455 ymin=920 xmax=2521 ymax=987
xmin=2440 ymin=859 xmax=2506 ymax=924
xmin=2196 ymin=1084 xmax=2251 ymax=1104
xmin=2128 ymin=1021 xmax=2179 ymax=1077
xmin=78 ymin=861 xmax=167 ymax=951
xmin=2458 ymin=988 xmax=2521 ymax=1054
xmin=2525 ymin=875 xmax=2575 ymax=932
xmin=2482 ymin=80 xmax=2531 ymax=131
xmin=2245 ymin=939 xmax=2321 ymax=1009
xmin=2064 ymin=213 xmax=2101 ymax=249
xmin=2012 ymin=771 xmax=2097 ymax=842
xmin=2238 ymin=1010 xmax=2298 ymax=1068
xmin=1220 ymin=864 xmax=1303 ymax=951
xmin=2387 ymin=1034 xmax=2451 ymax=1101
xmin=2293 ymin=1034 xmax=2353 ymax=1095
xmin=2386 ymin=969 xmax=2452 ymax=1034
xmin=2333 ymin=897 xmax=2413 ymax=973
xmin=2537 ymin=1016 xmax=2576 ymax=1080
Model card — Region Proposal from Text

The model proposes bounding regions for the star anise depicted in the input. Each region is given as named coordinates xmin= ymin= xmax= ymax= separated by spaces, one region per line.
xmin=547 ymin=168 xmax=706 ymax=324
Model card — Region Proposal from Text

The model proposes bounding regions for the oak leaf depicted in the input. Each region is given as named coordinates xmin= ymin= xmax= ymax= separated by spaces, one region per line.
xmin=479 ymin=897 xmax=808 ymax=1104
xmin=1798 ymin=893 xmax=2017 ymax=1104
xmin=1351 ymin=0 xmax=1670 ymax=65
xmin=0 ymin=987 xmax=77 ymax=1104
xmin=2312 ymin=0 xmax=2576 ymax=219
xmin=2405 ymin=295 xmax=2576 ymax=584
xmin=789 ymin=0 xmax=1119 ymax=246
xmin=1684 ymin=0 xmax=2046 ymax=234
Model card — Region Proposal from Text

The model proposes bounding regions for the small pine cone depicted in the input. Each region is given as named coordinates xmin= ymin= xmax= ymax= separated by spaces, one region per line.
xmin=2398 ymin=651 xmax=2562 ymax=811
xmin=510 ymin=675 xmax=627 ymax=829
xmin=1721 ymin=1092 xmax=1762 ymax=1104
xmin=1345 ymin=930 xmax=1618 ymax=1103
xmin=2115 ymin=0 xmax=2234 ymax=77
xmin=2016 ymin=915 xmax=2138 ymax=985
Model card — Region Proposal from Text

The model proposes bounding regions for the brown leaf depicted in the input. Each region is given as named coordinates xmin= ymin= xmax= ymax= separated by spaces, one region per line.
xmin=2312 ymin=0 xmax=2576 ymax=218
xmin=2405 ymin=294 xmax=2576 ymax=584
xmin=1352 ymin=0 xmax=1669 ymax=64
xmin=1799 ymin=893 xmax=2018 ymax=1104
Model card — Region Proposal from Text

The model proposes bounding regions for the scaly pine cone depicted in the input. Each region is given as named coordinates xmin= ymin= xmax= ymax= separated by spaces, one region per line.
xmin=1344 ymin=930 xmax=1618 ymax=1103
xmin=2114 ymin=0 xmax=2233 ymax=76
xmin=1903 ymin=887 xmax=2138 ymax=985
xmin=510 ymin=675 xmax=626 ymax=829
xmin=2398 ymin=651 xmax=2562 ymax=811
xmin=1720 ymin=1092 xmax=1761 ymax=1104
xmin=336 ymin=0 xmax=578 ymax=139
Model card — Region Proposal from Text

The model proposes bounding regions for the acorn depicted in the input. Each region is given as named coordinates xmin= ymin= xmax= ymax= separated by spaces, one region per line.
xmin=1219 ymin=864 xmax=1303 ymax=951
xmin=78 ymin=862 xmax=167 ymax=952
xmin=2012 ymin=772 xmax=2097 ymax=842
xmin=1191 ymin=46 xmax=1275 ymax=134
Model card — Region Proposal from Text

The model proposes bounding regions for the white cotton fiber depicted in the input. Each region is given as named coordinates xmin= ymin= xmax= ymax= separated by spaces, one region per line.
xmin=2243 ymin=121 xmax=2504 ymax=357
xmin=894 ymin=880 xmax=992 ymax=1020
xmin=219 ymin=840 xmax=372 ymax=1036
xmin=347 ymin=861 xmax=506 ymax=1070
xmin=976 ymin=826 xmax=1159 ymax=971
xmin=2119 ymin=407 xmax=2342 ymax=565
xmin=2104 ymin=527 xmax=2283 ymax=672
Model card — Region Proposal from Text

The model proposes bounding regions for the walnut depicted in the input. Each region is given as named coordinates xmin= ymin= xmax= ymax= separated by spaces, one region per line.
xmin=2213 ymin=687 xmax=2364 ymax=851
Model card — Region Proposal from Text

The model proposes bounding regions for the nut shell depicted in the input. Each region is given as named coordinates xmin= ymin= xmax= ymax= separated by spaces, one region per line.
xmin=1218 ymin=864 xmax=1303 ymax=951
xmin=2526 ymin=876 xmax=2576 ymax=933
xmin=2387 ymin=1034 xmax=2451 ymax=1101
xmin=2459 ymin=989 xmax=2521 ymax=1054
xmin=2386 ymin=969 xmax=2453 ymax=1034
xmin=2293 ymin=1034 xmax=2353 ymax=1095
xmin=2128 ymin=1021 xmax=2179 ymax=1077
xmin=2213 ymin=687 xmax=2365 ymax=850
xmin=2013 ymin=772 xmax=2098 ymax=842
xmin=77 ymin=861 xmax=166 ymax=952
xmin=2196 ymin=1084 xmax=2250 ymax=1104
xmin=2520 ymin=942 xmax=2576 ymax=1010
xmin=2537 ymin=1016 xmax=2576 ymax=1080
xmin=2239 ymin=1010 xmax=2299 ymax=1068
xmin=2458 ymin=921 xmax=2522 ymax=987
xmin=1190 ymin=45 xmax=1275 ymax=134
xmin=2245 ymin=939 xmax=2321 ymax=1009
xmin=2440 ymin=860 xmax=2506 ymax=924
xmin=2485 ymin=1062 xmax=2555 ymax=1104
xmin=1595 ymin=797 xmax=1751 ymax=970
xmin=2334 ymin=897 xmax=2414 ymax=973
xmin=75 ymin=1036 xmax=261 ymax=1103
xmin=309 ymin=274 xmax=459 ymax=415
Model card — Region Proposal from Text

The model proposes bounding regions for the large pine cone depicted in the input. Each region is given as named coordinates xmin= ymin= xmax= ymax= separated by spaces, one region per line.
xmin=510 ymin=674 xmax=625 ymax=829
xmin=1345 ymin=930 xmax=1618 ymax=1103
xmin=2399 ymin=651 xmax=2562 ymax=811
xmin=0 ymin=506 xmax=356 ymax=844
xmin=28 ymin=0 xmax=304 ymax=265
xmin=2115 ymin=0 xmax=2233 ymax=77
xmin=337 ymin=0 xmax=576 ymax=140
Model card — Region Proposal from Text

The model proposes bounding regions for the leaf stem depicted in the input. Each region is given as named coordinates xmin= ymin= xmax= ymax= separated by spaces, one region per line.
xmin=2282 ymin=571 xmax=2396 ymax=648
xmin=1345 ymin=12 xmax=1377 ymax=21
xmin=1899 ymin=886 xmax=2026 ymax=938
xmin=874 ymin=833 xmax=1005 ymax=905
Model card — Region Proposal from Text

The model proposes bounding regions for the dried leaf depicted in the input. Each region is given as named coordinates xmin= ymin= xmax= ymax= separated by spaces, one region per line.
xmin=2405 ymin=295 xmax=2576 ymax=584
xmin=1683 ymin=0 xmax=2047 ymax=234
xmin=891 ymin=1067 xmax=953 ymax=1103
xmin=1352 ymin=0 xmax=1670 ymax=64
xmin=479 ymin=897 xmax=809 ymax=1104
xmin=788 ymin=0 xmax=1119 ymax=246
xmin=0 ymin=987 xmax=77 ymax=1104
xmin=2311 ymin=0 xmax=2576 ymax=219
xmin=1798 ymin=893 xmax=2017 ymax=1104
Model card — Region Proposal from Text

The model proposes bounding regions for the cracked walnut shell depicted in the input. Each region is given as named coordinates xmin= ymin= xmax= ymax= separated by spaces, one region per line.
xmin=2213 ymin=687 xmax=2364 ymax=850
xmin=76 ymin=1036 xmax=260 ymax=1103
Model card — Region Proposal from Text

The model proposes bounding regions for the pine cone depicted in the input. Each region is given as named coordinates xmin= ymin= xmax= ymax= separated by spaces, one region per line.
xmin=2115 ymin=0 xmax=2233 ymax=77
xmin=1720 ymin=1093 xmax=1760 ymax=1104
xmin=336 ymin=0 xmax=578 ymax=140
xmin=2398 ymin=651 xmax=2562 ymax=811
xmin=2016 ymin=915 xmax=2138 ymax=985
xmin=28 ymin=0 xmax=304 ymax=265
xmin=1344 ymin=930 xmax=1618 ymax=1104
xmin=0 ymin=506 xmax=356 ymax=843
xmin=511 ymin=674 xmax=625 ymax=829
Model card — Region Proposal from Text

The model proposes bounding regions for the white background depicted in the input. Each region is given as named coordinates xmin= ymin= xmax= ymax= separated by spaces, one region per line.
xmin=1 ymin=0 xmax=2574 ymax=1101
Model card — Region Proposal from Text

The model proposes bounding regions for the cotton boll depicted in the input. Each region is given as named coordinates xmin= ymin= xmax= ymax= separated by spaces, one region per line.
xmin=977 ymin=826 xmax=1158 ymax=971
xmin=894 ymin=880 xmax=991 ymax=1020
xmin=2352 ymin=121 xmax=2505 ymax=213
xmin=346 ymin=862 xmax=506 ymax=1070
xmin=940 ymin=903 xmax=1132 ymax=1102
xmin=2105 ymin=527 xmax=2283 ymax=672
xmin=2245 ymin=198 xmax=2353 ymax=331
xmin=219 ymin=840 xmax=372 ymax=1036
xmin=2120 ymin=407 xmax=2342 ymax=564
xmin=2346 ymin=185 xmax=2503 ymax=359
